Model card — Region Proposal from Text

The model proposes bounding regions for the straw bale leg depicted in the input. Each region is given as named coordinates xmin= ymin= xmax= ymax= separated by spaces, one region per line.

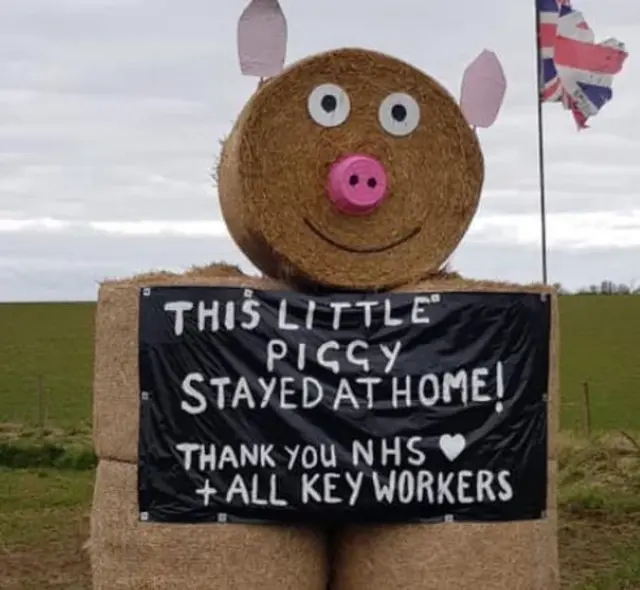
xmin=331 ymin=460 xmax=558 ymax=590
xmin=331 ymin=517 xmax=558 ymax=590
xmin=90 ymin=460 xmax=328 ymax=590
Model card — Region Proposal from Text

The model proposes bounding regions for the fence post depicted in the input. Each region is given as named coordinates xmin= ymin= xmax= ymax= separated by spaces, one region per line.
xmin=582 ymin=381 xmax=592 ymax=438
xmin=37 ymin=375 xmax=47 ymax=433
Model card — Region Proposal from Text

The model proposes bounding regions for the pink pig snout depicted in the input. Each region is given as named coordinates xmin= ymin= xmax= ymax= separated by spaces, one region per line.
xmin=326 ymin=154 xmax=388 ymax=215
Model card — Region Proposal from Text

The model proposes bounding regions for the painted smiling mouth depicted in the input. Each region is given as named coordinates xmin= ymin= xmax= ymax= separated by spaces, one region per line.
xmin=304 ymin=219 xmax=421 ymax=253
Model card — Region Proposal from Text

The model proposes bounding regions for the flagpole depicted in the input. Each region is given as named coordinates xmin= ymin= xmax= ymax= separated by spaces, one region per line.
xmin=534 ymin=2 xmax=549 ymax=285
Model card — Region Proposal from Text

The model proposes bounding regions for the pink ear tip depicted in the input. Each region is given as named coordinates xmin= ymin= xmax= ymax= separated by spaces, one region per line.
xmin=237 ymin=0 xmax=288 ymax=78
xmin=459 ymin=49 xmax=507 ymax=129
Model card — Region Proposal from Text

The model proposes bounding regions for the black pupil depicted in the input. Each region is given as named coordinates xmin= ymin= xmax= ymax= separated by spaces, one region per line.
xmin=321 ymin=95 xmax=337 ymax=112
xmin=391 ymin=104 xmax=407 ymax=122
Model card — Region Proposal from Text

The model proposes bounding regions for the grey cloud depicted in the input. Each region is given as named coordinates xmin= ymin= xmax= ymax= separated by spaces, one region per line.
xmin=0 ymin=0 xmax=637 ymax=300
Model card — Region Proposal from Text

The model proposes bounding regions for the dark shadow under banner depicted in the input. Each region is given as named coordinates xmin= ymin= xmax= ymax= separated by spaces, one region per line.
xmin=137 ymin=286 xmax=550 ymax=525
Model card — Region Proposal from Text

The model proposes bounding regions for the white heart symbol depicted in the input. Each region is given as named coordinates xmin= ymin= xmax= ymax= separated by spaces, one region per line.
xmin=439 ymin=434 xmax=466 ymax=462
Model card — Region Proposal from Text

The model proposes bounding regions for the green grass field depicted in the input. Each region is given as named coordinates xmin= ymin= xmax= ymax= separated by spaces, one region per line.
xmin=0 ymin=302 xmax=95 ymax=429
xmin=2 ymin=296 xmax=639 ymax=432
xmin=1 ymin=296 xmax=639 ymax=589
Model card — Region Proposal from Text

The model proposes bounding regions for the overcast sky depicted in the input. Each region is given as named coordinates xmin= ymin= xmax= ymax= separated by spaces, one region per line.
xmin=1 ymin=0 xmax=638 ymax=301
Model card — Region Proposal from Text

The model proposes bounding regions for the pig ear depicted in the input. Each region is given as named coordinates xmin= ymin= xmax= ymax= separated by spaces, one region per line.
xmin=237 ymin=0 xmax=288 ymax=78
xmin=459 ymin=50 xmax=507 ymax=129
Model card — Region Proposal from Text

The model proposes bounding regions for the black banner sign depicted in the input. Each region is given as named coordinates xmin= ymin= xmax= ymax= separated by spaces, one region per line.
xmin=138 ymin=287 xmax=550 ymax=525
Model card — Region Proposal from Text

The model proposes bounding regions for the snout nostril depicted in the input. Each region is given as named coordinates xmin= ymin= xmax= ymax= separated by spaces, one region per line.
xmin=367 ymin=178 xmax=377 ymax=188
xmin=349 ymin=174 xmax=359 ymax=186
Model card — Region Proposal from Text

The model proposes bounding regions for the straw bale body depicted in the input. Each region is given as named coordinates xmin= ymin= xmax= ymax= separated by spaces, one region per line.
xmin=91 ymin=267 xmax=559 ymax=590
xmin=92 ymin=268 xmax=559 ymax=465
xmin=217 ymin=47 xmax=484 ymax=290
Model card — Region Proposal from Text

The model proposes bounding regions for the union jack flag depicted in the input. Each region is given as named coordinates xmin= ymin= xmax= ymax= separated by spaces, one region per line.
xmin=538 ymin=0 xmax=628 ymax=129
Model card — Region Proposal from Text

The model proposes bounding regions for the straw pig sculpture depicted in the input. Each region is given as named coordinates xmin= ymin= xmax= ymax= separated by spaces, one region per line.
xmin=89 ymin=3 xmax=559 ymax=589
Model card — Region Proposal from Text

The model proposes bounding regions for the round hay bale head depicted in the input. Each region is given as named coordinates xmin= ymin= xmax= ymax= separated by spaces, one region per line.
xmin=218 ymin=47 xmax=484 ymax=290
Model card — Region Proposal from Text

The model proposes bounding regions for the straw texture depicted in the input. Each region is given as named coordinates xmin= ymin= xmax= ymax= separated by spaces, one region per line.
xmin=332 ymin=510 xmax=558 ymax=590
xmin=93 ymin=264 xmax=282 ymax=463
xmin=90 ymin=459 xmax=327 ymax=590
xmin=92 ymin=265 xmax=559 ymax=589
xmin=217 ymin=47 xmax=484 ymax=290
xmin=330 ymin=280 xmax=560 ymax=590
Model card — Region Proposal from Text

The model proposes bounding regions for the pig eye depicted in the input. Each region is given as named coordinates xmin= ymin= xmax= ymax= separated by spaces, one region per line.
xmin=307 ymin=83 xmax=351 ymax=127
xmin=378 ymin=92 xmax=420 ymax=136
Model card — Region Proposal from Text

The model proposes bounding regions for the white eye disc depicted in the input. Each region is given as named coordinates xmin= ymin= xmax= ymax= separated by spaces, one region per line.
xmin=378 ymin=92 xmax=420 ymax=137
xmin=307 ymin=83 xmax=351 ymax=128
